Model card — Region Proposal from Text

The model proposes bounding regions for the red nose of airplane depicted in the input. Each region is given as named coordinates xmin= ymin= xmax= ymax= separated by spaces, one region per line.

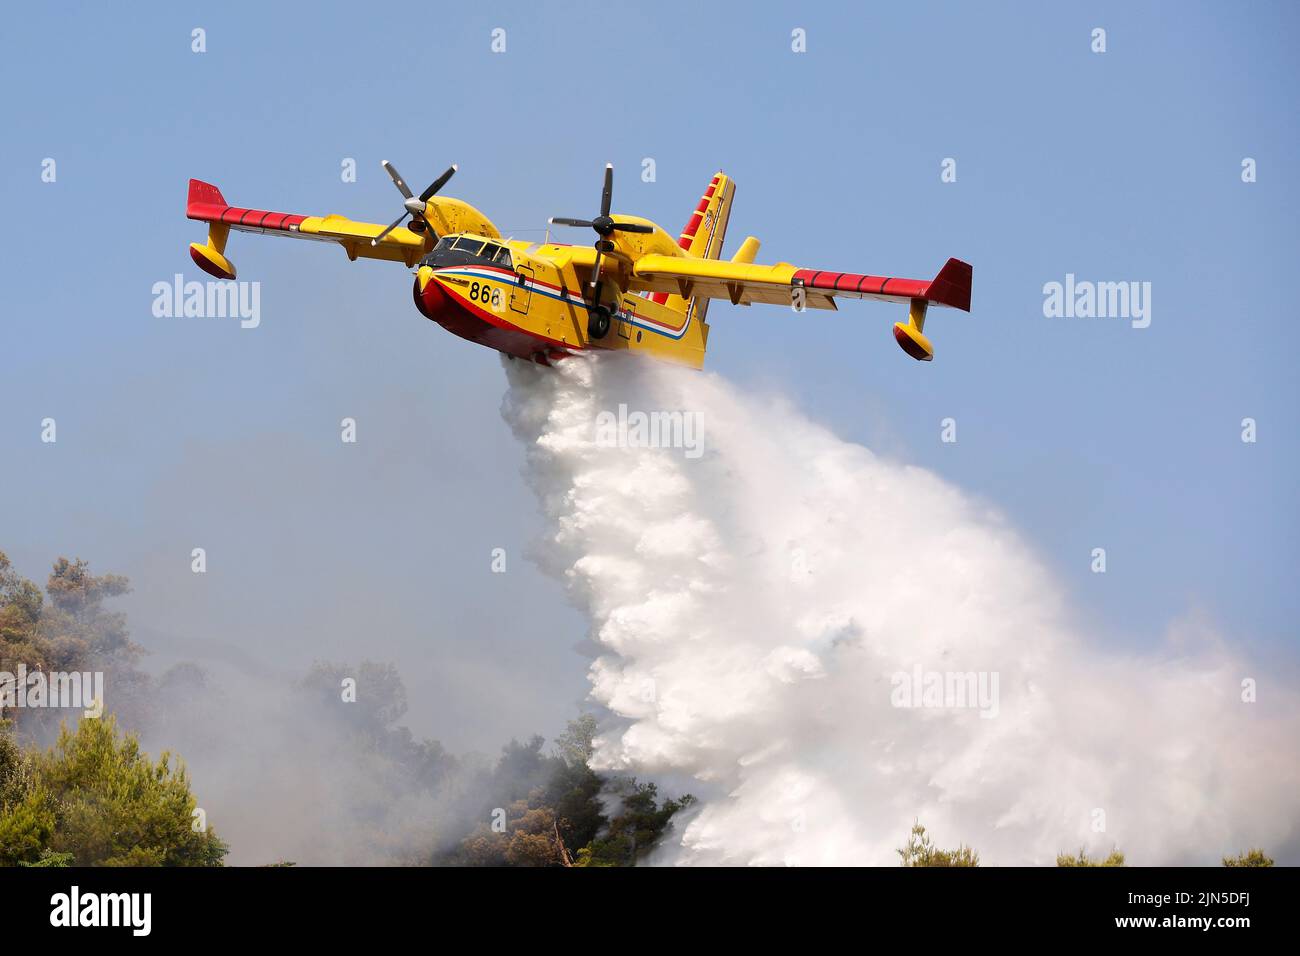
xmin=413 ymin=267 xmax=451 ymax=320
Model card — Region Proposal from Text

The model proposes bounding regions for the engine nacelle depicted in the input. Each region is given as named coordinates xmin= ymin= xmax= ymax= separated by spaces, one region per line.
xmin=893 ymin=298 xmax=933 ymax=361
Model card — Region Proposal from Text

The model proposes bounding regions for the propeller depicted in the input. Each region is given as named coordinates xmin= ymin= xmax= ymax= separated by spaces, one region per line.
xmin=371 ymin=160 xmax=458 ymax=246
xmin=548 ymin=164 xmax=653 ymax=330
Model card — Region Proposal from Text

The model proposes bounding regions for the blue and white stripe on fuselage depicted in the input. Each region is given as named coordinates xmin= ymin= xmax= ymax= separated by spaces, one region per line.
xmin=433 ymin=266 xmax=693 ymax=341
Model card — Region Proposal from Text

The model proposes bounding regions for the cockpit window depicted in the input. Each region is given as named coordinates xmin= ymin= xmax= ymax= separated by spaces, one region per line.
xmin=426 ymin=234 xmax=510 ymax=268
xmin=477 ymin=242 xmax=513 ymax=268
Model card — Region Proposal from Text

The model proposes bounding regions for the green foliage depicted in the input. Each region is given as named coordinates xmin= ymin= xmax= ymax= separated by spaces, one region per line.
xmin=554 ymin=713 xmax=597 ymax=766
xmin=1223 ymin=848 xmax=1273 ymax=867
xmin=1 ymin=549 xmax=142 ymax=741
xmin=1 ymin=552 xmax=228 ymax=867
xmin=0 ymin=786 xmax=57 ymax=866
xmin=444 ymin=716 xmax=693 ymax=867
xmin=897 ymin=822 xmax=980 ymax=867
xmin=7 ymin=551 xmax=654 ymax=869
xmin=18 ymin=848 xmax=73 ymax=867
xmin=448 ymin=729 xmax=591 ymax=867
xmin=0 ymin=714 xmax=227 ymax=867
xmin=575 ymin=782 xmax=696 ymax=867
xmin=0 ymin=552 xmax=46 ymax=668
xmin=1056 ymin=847 xmax=1126 ymax=867
xmin=0 ymin=552 xmax=138 ymax=675
xmin=0 ymin=720 xmax=28 ymax=807
xmin=0 ymin=720 xmax=54 ymax=866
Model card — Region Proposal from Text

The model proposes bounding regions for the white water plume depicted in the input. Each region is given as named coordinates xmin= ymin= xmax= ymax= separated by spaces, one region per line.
xmin=501 ymin=352 xmax=1300 ymax=866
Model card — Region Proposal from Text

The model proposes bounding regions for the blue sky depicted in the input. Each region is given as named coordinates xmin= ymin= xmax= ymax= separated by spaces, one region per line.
xmin=1 ymin=0 xmax=1296 ymax=747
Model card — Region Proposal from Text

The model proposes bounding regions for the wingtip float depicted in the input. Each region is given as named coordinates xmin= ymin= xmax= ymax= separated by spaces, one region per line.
xmin=185 ymin=165 xmax=972 ymax=367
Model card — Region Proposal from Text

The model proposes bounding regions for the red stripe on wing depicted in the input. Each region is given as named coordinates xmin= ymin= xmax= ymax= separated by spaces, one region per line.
xmin=186 ymin=179 xmax=307 ymax=232
xmin=793 ymin=269 xmax=931 ymax=300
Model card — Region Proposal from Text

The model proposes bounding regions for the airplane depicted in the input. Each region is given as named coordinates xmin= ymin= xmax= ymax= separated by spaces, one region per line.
xmin=185 ymin=162 xmax=972 ymax=368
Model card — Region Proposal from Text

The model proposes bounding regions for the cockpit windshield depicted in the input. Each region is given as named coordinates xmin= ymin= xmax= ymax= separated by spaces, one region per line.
xmin=423 ymin=234 xmax=509 ymax=270
xmin=431 ymin=234 xmax=512 ymax=269
xmin=452 ymin=236 xmax=485 ymax=257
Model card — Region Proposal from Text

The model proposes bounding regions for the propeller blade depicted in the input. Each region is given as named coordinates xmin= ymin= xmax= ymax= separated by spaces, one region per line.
xmin=590 ymin=248 xmax=604 ymax=294
xmin=600 ymin=163 xmax=614 ymax=218
xmin=549 ymin=217 xmax=594 ymax=228
xmin=611 ymin=222 xmax=654 ymax=234
xmin=419 ymin=163 xmax=458 ymax=202
xmin=371 ymin=211 xmax=410 ymax=247
xmin=381 ymin=161 xmax=414 ymax=200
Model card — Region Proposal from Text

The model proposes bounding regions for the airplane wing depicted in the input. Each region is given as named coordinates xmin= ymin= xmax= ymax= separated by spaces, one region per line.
xmin=185 ymin=179 xmax=501 ymax=278
xmin=630 ymin=254 xmax=973 ymax=314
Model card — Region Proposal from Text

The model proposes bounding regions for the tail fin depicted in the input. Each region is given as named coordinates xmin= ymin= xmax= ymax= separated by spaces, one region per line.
xmin=678 ymin=171 xmax=734 ymax=260
xmin=926 ymin=257 xmax=973 ymax=312
xmin=186 ymin=178 xmax=229 ymax=217
xmin=654 ymin=172 xmax=735 ymax=322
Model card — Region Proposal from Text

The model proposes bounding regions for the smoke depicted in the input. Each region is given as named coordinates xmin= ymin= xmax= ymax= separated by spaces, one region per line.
xmin=125 ymin=659 xmax=481 ymax=866
xmin=19 ymin=652 xmax=493 ymax=867
xmin=501 ymin=352 xmax=1300 ymax=866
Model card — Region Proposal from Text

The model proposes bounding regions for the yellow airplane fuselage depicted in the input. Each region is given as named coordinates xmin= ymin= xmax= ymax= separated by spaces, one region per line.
xmin=411 ymin=230 xmax=710 ymax=368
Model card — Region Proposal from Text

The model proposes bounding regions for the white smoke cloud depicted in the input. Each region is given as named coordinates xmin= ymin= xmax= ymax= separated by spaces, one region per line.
xmin=501 ymin=352 xmax=1300 ymax=866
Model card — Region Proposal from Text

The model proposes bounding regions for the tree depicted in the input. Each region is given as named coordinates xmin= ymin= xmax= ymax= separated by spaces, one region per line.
xmin=505 ymin=805 xmax=567 ymax=867
xmin=1056 ymin=847 xmax=1126 ymax=867
xmin=298 ymin=659 xmax=458 ymax=793
xmin=1223 ymin=848 xmax=1273 ymax=867
xmin=897 ymin=822 xmax=980 ymax=867
xmin=1 ymin=551 xmax=140 ymax=702
xmin=39 ymin=557 xmax=137 ymax=668
xmin=453 ymin=795 xmax=565 ymax=867
xmin=302 ymin=660 xmax=409 ymax=733
xmin=0 ymin=721 xmax=54 ymax=866
xmin=5 ymin=549 xmax=693 ymax=868
xmin=0 ymin=720 xmax=26 ymax=808
xmin=0 ymin=714 xmax=228 ymax=866
xmin=0 ymin=790 xmax=57 ymax=866
xmin=544 ymin=717 xmax=605 ymax=853
xmin=0 ymin=551 xmax=48 ymax=670
xmin=444 ymin=717 xmax=694 ymax=867
xmin=554 ymin=713 xmax=597 ymax=766
xmin=574 ymin=781 xmax=695 ymax=867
